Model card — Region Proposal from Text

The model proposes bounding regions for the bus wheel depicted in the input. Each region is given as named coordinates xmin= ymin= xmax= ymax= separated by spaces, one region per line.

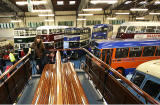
xmin=116 ymin=68 xmax=125 ymax=76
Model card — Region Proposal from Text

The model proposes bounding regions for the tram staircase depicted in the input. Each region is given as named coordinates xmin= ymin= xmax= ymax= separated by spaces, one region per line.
xmin=0 ymin=48 xmax=159 ymax=104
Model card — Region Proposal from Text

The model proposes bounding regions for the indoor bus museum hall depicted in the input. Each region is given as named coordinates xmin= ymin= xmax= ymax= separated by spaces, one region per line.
xmin=0 ymin=0 xmax=159 ymax=104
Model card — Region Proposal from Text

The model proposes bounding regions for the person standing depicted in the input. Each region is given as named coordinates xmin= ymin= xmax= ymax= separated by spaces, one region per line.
xmin=31 ymin=36 xmax=45 ymax=74
xmin=9 ymin=50 xmax=16 ymax=65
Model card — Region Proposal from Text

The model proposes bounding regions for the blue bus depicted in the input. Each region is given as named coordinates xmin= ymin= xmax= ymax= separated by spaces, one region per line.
xmin=64 ymin=27 xmax=91 ymax=59
xmin=92 ymin=24 xmax=113 ymax=40
xmin=93 ymin=39 xmax=160 ymax=76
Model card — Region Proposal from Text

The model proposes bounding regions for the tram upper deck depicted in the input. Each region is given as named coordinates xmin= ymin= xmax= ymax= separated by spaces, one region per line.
xmin=0 ymin=48 xmax=159 ymax=104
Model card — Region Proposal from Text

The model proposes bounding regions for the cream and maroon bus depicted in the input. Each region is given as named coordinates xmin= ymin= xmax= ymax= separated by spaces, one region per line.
xmin=116 ymin=22 xmax=160 ymax=39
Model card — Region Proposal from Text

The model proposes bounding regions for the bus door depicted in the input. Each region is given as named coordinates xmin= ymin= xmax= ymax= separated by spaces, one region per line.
xmin=101 ymin=49 xmax=113 ymax=65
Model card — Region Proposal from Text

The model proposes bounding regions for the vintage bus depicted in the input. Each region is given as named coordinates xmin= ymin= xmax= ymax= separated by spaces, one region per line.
xmin=129 ymin=59 xmax=160 ymax=102
xmin=116 ymin=22 xmax=160 ymax=39
xmin=93 ymin=39 xmax=160 ymax=76
xmin=64 ymin=27 xmax=91 ymax=59
xmin=92 ymin=24 xmax=113 ymax=40
xmin=36 ymin=26 xmax=67 ymax=49
xmin=14 ymin=27 xmax=36 ymax=58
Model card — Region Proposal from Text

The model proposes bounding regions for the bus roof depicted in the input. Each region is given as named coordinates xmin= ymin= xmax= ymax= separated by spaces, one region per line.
xmin=93 ymin=24 xmax=111 ymax=28
xmin=121 ymin=22 xmax=160 ymax=27
xmin=95 ymin=39 xmax=160 ymax=49
xmin=37 ymin=26 xmax=69 ymax=30
xmin=136 ymin=59 xmax=160 ymax=79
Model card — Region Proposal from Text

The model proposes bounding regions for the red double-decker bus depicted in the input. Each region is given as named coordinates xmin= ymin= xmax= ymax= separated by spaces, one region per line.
xmin=36 ymin=26 xmax=68 ymax=49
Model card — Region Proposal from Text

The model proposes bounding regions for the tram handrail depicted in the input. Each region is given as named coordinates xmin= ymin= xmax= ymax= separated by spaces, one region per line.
xmin=0 ymin=51 xmax=30 ymax=80
xmin=50 ymin=48 xmax=159 ymax=104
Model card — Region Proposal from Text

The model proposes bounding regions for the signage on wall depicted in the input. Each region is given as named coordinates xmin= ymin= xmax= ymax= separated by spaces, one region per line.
xmin=109 ymin=19 xmax=125 ymax=25
xmin=86 ymin=20 xmax=101 ymax=26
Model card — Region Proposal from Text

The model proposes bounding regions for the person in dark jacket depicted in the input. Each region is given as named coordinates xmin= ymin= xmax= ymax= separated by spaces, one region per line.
xmin=31 ymin=36 xmax=45 ymax=74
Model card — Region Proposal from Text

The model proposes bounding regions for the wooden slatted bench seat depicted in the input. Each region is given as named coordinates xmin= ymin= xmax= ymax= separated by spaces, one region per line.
xmin=32 ymin=51 xmax=89 ymax=104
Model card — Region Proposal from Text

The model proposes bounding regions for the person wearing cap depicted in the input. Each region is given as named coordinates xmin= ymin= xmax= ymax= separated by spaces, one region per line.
xmin=30 ymin=36 xmax=45 ymax=74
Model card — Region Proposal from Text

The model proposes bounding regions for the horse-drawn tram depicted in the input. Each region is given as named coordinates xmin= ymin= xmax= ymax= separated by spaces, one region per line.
xmin=0 ymin=48 xmax=159 ymax=104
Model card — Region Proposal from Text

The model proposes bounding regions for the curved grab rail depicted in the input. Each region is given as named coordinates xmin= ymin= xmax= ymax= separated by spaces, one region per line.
xmin=0 ymin=51 xmax=30 ymax=80
xmin=49 ymin=48 xmax=159 ymax=104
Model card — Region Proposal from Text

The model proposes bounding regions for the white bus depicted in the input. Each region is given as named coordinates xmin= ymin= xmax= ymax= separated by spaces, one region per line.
xmin=130 ymin=59 xmax=160 ymax=103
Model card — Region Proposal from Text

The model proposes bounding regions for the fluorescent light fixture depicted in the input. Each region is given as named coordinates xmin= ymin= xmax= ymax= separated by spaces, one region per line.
xmin=139 ymin=1 xmax=147 ymax=4
xmin=136 ymin=17 xmax=144 ymax=20
xmin=45 ymin=19 xmax=54 ymax=22
xmin=125 ymin=1 xmax=132 ymax=4
xmin=69 ymin=1 xmax=76 ymax=5
xmin=107 ymin=17 xmax=116 ymax=20
xmin=0 ymin=15 xmax=14 ymax=17
xmin=10 ymin=20 xmax=22 ymax=23
xmin=83 ymin=8 xmax=102 ymax=11
xmin=38 ymin=14 xmax=54 ymax=16
xmin=155 ymin=1 xmax=160 ymax=5
xmin=115 ymin=12 xmax=129 ymax=15
xmin=149 ymin=13 xmax=160 ymax=15
xmin=77 ymin=18 xmax=86 ymax=20
xmin=90 ymin=0 xmax=118 ymax=4
xmin=16 ymin=1 xmax=47 ymax=5
xmin=57 ymin=1 xmax=64 ymax=5
xmin=32 ymin=9 xmax=52 ymax=12
xmin=130 ymin=8 xmax=148 ymax=11
xmin=78 ymin=14 xmax=93 ymax=16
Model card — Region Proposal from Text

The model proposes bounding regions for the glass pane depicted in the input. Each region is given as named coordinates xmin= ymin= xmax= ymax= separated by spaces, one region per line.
xmin=133 ymin=72 xmax=145 ymax=87
xmin=146 ymin=26 xmax=156 ymax=33
xmin=42 ymin=29 xmax=47 ymax=34
xmin=102 ymin=49 xmax=106 ymax=61
xmin=156 ymin=26 xmax=160 ymax=33
xmin=115 ymin=48 xmax=129 ymax=58
xmin=126 ymin=26 xmax=135 ymax=33
xmin=143 ymin=46 xmax=156 ymax=56
xmin=135 ymin=26 xmax=146 ymax=33
xmin=143 ymin=80 xmax=160 ymax=98
xmin=129 ymin=47 xmax=142 ymax=57
xmin=106 ymin=49 xmax=113 ymax=65
xmin=155 ymin=46 xmax=160 ymax=56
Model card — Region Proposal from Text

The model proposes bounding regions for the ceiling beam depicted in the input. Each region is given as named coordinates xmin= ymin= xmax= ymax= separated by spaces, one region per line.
xmin=78 ymin=0 xmax=89 ymax=11
xmin=1 ymin=0 xmax=22 ymax=12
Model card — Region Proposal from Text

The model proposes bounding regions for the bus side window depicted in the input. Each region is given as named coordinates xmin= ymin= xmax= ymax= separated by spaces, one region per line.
xmin=155 ymin=46 xmax=160 ymax=56
xmin=156 ymin=26 xmax=160 ymax=33
xmin=142 ymin=80 xmax=160 ymax=98
xmin=115 ymin=48 xmax=129 ymax=58
xmin=106 ymin=49 xmax=113 ymax=65
xmin=102 ymin=49 xmax=106 ymax=61
xmin=94 ymin=49 xmax=101 ymax=58
xmin=126 ymin=26 xmax=135 ymax=33
xmin=129 ymin=47 xmax=142 ymax=57
xmin=42 ymin=29 xmax=47 ymax=34
xmin=146 ymin=26 xmax=156 ymax=33
xmin=132 ymin=72 xmax=145 ymax=87
xmin=142 ymin=46 xmax=156 ymax=57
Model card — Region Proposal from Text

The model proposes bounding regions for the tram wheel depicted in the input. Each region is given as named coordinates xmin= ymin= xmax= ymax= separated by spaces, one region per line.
xmin=116 ymin=68 xmax=125 ymax=76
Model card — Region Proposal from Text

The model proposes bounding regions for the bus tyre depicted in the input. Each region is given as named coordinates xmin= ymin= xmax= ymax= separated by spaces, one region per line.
xmin=116 ymin=68 xmax=125 ymax=76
